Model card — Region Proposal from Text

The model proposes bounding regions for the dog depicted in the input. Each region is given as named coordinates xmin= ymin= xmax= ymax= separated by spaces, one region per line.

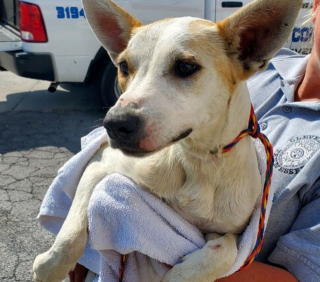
xmin=33 ymin=0 xmax=302 ymax=281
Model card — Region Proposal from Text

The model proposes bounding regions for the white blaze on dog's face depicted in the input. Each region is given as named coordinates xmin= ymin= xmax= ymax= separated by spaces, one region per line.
xmin=82 ymin=0 xmax=303 ymax=154
xmin=111 ymin=18 xmax=233 ymax=152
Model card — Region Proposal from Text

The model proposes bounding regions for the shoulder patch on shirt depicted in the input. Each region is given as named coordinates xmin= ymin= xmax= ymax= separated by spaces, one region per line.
xmin=274 ymin=135 xmax=320 ymax=174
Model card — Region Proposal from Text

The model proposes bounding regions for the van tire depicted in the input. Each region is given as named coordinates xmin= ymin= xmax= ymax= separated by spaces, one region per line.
xmin=100 ymin=61 xmax=122 ymax=107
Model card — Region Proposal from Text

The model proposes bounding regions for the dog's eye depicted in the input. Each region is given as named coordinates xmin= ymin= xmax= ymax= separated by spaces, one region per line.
xmin=119 ymin=61 xmax=129 ymax=76
xmin=174 ymin=60 xmax=199 ymax=78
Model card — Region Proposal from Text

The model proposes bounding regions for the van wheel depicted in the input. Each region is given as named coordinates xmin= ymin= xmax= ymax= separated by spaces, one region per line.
xmin=100 ymin=61 xmax=122 ymax=107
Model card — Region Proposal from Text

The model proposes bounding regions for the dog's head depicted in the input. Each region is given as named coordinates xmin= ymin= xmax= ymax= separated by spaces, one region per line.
xmin=83 ymin=0 xmax=302 ymax=155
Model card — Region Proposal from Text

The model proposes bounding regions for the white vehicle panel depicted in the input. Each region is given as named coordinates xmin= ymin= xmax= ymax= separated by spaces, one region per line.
xmin=215 ymin=0 xmax=252 ymax=21
xmin=289 ymin=2 xmax=313 ymax=54
xmin=0 ymin=40 xmax=22 ymax=52
xmin=116 ymin=0 xmax=205 ymax=23
xmin=215 ymin=0 xmax=313 ymax=51
xmin=0 ymin=25 xmax=22 ymax=52
xmin=20 ymin=0 xmax=204 ymax=82
xmin=2 ymin=0 xmax=312 ymax=83
xmin=21 ymin=0 xmax=100 ymax=82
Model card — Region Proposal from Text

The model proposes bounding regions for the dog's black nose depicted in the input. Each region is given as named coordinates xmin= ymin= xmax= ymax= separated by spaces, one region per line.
xmin=104 ymin=115 xmax=139 ymax=142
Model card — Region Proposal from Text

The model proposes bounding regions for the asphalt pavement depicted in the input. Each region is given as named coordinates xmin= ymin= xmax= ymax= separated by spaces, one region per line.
xmin=0 ymin=70 xmax=106 ymax=281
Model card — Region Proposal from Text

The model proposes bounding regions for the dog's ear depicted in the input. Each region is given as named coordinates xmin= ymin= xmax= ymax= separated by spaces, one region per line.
xmin=217 ymin=0 xmax=302 ymax=80
xmin=82 ymin=0 xmax=142 ymax=64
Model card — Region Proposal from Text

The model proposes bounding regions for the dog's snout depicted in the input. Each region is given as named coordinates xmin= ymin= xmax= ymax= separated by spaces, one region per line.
xmin=104 ymin=115 xmax=139 ymax=142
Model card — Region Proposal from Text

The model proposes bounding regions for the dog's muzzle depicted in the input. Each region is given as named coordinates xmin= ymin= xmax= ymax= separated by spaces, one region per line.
xmin=103 ymin=103 xmax=145 ymax=152
xmin=105 ymin=114 xmax=139 ymax=142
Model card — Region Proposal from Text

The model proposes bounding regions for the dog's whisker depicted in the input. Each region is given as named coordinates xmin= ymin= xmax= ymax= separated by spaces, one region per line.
xmin=80 ymin=118 xmax=104 ymax=130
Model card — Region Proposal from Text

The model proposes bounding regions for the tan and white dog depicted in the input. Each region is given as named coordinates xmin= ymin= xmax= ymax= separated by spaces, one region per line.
xmin=33 ymin=0 xmax=302 ymax=281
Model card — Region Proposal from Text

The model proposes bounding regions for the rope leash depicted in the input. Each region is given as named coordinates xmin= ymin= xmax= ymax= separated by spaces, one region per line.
xmin=119 ymin=254 xmax=126 ymax=282
xmin=118 ymin=104 xmax=274 ymax=280
xmin=222 ymin=105 xmax=274 ymax=271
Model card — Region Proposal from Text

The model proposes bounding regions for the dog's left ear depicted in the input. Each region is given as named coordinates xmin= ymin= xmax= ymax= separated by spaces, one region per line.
xmin=82 ymin=0 xmax=142 ymax=64
xmin=217 ymin=0 xmax=303 ymax=80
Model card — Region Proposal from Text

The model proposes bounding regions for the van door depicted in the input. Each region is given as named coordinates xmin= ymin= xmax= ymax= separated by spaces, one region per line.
xmin=116 ymin=0 xmax=206 ymax=24
xmin=215 ymin=0 xmax=252 ymax=22
xmin=287 ymin=1 xmax=313 ymax=54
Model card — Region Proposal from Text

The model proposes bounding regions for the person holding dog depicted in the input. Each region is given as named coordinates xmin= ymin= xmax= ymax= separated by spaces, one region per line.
xmin=217 ymin=1 xmax=320 ymax=281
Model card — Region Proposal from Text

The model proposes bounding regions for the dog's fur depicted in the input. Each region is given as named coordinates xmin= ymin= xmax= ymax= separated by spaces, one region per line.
xmin=33 ymin=0 xmax=302 ymax=281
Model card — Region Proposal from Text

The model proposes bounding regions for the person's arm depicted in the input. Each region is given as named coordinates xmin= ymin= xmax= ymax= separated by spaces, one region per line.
xmin=217 ymin=261 xmax=298 ymax=282
xmin=220 ymin=176 xmax=320 ymax=282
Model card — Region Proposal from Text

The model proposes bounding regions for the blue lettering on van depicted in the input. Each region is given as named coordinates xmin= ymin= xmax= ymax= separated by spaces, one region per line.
xmin=292 ymin=27 xmax=313 ymax=42
xmin=56 ymin=7 xmax=85 ymax=19
xmin=292 ymin=48 xmax=312 ymax=54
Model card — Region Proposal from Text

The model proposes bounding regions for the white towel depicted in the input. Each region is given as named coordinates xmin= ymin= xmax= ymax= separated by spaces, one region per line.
xmin=38 ymin=126 xmax=275 ymax=281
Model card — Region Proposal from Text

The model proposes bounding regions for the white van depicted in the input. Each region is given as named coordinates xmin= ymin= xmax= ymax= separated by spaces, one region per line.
xmin=0 ymin=0 xmax=313 ymax=106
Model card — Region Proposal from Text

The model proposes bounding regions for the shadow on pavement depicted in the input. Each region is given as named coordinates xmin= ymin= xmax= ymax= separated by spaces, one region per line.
xmin=0 ymin=76 xmax=110 ymax=154
xmin=0 ymin=82 xmax=108 ymax=113
xmin=0 ymin=111 xmax=105 ymax=154
xmin=0 ymin=72 xmax=111 ymax=281
xmin=0 ymin=111 xmax=106 ymax=281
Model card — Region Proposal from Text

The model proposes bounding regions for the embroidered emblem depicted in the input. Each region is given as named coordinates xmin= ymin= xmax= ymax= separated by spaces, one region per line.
xmin=274 ymin=135 xmax=320 ymax=174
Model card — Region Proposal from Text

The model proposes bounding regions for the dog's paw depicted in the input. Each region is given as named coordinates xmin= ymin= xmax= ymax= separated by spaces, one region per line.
xmin=33 ymin=250 xmax=76 ymax=282
xmin=161 ymin=251 xmax=210 ymax=282
xmin=161 ymin=265 xmax=189 ymax=282
xmin=161 ymin=260 xmax=206 ymax=282
xmin=162 ymin=233 xmax=237 ymax=282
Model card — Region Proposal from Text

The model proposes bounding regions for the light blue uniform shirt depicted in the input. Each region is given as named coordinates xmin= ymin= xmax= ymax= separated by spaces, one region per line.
xmin=248 ymin=49 xmax=320 ymax=282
